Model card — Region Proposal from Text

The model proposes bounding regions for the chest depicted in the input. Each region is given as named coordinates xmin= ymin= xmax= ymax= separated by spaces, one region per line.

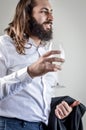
xmin=7 ymin=46 xmax=47 ymax=74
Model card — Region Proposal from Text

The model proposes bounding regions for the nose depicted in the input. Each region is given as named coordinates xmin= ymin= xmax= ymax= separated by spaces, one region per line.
xmin=48 ymin=12 xmax=53 ymax=21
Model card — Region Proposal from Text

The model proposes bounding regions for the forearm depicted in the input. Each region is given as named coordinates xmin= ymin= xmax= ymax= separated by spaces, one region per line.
xmin=0 ymin=67 xmax=32 ymax=101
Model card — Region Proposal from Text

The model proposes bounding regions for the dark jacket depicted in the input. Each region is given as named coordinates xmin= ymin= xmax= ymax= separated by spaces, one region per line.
xmin=48 ymin=96 xmax=86 ymax=130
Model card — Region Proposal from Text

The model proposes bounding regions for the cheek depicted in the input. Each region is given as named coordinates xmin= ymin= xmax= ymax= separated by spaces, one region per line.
xmin=39 ymin=17 xmax=47 ymax=24
xmin=34 ymin=15 xmax=47 ymax=24
xmin=38 ymin=17 xmax=45 ymax=24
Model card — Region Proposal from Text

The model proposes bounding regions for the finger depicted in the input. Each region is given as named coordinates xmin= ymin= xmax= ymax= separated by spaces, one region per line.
xmin=56 ymin=103 xmax=71 ymax=117
xmin=44 ymin=57 xmax=65 ymax=63
xmin=61 ymin=101 xmax=72 ymax=113
xmin=43 ymin=50 xmax=61 ymax=57
xmin=56 ymin=106 xmax=66 ymax=117
xmin=46 ymin=63 xmax=62 ymax=72
xmin=70 ymin=101 xmax=80 ymax=108
xmin=55 ymin=109 xmax=62 ymax=119
xmin=55 ymin=107 xmax=68 ymax=119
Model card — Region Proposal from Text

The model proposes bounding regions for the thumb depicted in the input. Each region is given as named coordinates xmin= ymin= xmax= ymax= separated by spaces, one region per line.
xmin=70 ymin=101 xmax=80 ymax=108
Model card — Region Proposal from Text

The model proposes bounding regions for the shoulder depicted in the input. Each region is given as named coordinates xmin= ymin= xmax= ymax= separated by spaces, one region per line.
xmin=0 ymin=34 xmax=16 ymax=60
xmin=0 ymin=34 xmax=15 ymax=53
xmin=0 ymin=34 xmax=13 ymax=46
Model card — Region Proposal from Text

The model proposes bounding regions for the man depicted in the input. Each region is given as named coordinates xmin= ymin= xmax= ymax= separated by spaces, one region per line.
xmin=0 ymin=0 xmax=79 ymax=130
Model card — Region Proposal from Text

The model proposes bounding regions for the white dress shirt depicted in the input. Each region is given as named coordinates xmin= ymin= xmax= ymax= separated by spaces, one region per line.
xmin=0 ymin=34 xmax=58 ymax=124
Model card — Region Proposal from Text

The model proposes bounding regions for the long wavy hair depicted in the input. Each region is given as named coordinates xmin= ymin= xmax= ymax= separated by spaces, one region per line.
xmin=5 ymin=0 xmax=37 ymax=54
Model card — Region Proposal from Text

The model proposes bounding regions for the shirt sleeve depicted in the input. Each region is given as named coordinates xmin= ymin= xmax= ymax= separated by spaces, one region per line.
xmin=0 ymin=42 xmax=32 ymax=101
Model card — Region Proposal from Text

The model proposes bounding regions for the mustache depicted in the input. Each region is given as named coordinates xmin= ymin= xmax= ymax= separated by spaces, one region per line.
xmin=43 ymin=20 xmax=53 ymax=25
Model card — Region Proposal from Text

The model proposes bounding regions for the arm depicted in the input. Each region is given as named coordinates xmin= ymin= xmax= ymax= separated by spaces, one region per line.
xmin=0 ymin=41 xmax=64 ymax=101
xmin=0 ymin=67 xmax=32 ymax=101
xmin=0 ymin=44 xmax=32 ymax=101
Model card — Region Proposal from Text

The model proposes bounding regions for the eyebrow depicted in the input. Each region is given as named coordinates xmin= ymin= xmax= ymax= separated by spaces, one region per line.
xmin=40 ymin=7 xmax=53 ymax=12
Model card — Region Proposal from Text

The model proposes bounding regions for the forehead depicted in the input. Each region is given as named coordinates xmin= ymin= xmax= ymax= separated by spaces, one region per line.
xmin=34 ymin=0 xmax=52 ymax=11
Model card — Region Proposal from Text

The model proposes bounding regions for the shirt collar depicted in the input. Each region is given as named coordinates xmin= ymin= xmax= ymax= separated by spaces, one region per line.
xmin=26 ymin=37 xmax=49 ymax=48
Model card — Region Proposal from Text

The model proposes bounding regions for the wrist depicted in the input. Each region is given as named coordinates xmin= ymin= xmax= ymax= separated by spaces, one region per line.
xmin=27 ymin=66 xmax=34 ymax=78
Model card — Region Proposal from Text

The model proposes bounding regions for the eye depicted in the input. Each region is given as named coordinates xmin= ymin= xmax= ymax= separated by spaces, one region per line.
xmin=40 ymin=9 xmax=53 ymax=16
xmin=40 ymin=10 xmax=49 ymax=14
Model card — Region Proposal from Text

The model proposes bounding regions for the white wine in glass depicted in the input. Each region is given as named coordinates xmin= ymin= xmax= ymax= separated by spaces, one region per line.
xmin=52 ymin=41 xmax=66 ymax=88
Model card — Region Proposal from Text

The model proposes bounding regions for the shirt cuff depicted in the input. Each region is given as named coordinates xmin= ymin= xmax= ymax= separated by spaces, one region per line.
xmin=16 ymin=67 xmax=32 ymax=83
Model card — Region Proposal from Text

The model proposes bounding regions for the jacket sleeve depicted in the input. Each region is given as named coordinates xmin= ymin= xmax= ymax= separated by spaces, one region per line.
xmin=0 ymin=42 xmax=32 ymax=101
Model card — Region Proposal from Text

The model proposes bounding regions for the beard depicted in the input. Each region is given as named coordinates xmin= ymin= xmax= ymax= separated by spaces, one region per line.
xmin=29 ymin=17 xmax=53 ymax=41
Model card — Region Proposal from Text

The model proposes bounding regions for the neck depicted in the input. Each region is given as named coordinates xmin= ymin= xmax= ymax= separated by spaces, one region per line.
xmin=30 ymin=36 xmax=41 ymax=46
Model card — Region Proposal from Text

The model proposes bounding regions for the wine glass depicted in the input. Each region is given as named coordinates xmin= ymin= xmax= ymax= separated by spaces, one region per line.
xmin=51 ymin=41 xmax=66 ymax=88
